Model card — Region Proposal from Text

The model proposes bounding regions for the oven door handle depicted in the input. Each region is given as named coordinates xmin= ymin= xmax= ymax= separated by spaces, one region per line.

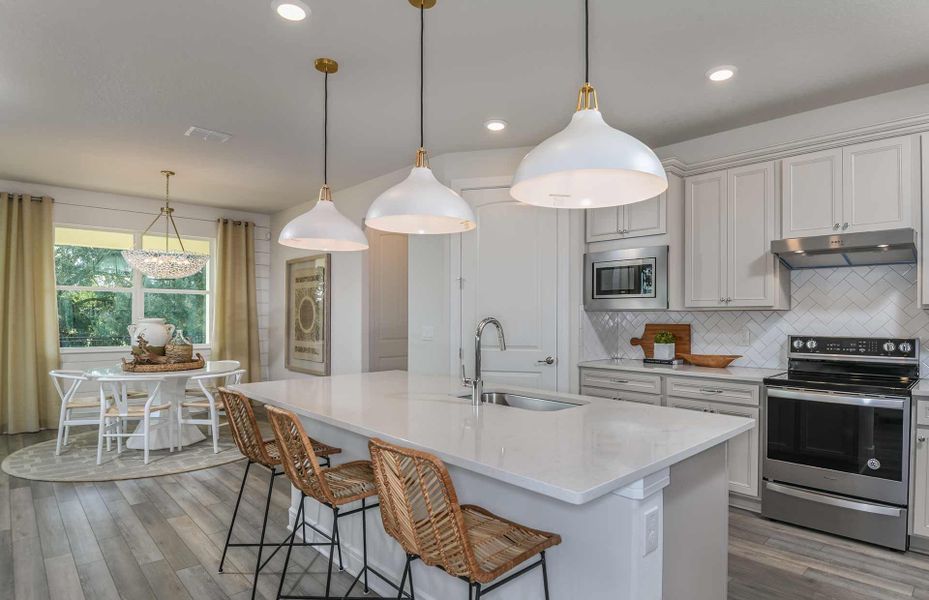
xmin=766 ymin=387 xmax=905 ymax=410
xmin=764 ymin=482 xmax=903 ymax=517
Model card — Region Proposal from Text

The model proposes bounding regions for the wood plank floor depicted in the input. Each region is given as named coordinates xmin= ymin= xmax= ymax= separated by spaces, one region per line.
xmin=5 ymin=430 xmax=929 ymax=599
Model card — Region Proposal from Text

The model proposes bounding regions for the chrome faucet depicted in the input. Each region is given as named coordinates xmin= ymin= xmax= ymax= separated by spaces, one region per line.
xmin=461 ymin=317 xmax=507 ymax=405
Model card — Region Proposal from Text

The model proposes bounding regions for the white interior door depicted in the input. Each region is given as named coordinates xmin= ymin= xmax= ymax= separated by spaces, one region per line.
xmin=459 ymin=186 xmax=558 ymax=390
xmin=368 ymin=230 xmax=408 ymax=371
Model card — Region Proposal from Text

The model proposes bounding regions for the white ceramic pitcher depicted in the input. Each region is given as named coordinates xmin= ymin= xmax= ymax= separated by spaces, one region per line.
xmin=127 ymin=318 xmax=176 ymax=348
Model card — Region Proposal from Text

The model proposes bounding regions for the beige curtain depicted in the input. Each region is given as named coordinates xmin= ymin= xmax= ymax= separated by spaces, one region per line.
xmin=213 ymin=219 xmax=261 ymax=382
xmin=0 ymin=194 xmax=60 ymax=433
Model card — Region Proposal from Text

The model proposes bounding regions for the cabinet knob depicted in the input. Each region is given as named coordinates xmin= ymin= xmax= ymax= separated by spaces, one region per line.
xmin=842 ymin=222 xmax=849 ymax=230
xmin=833 ymin=223 xmax=840 ymax=230
xmin=919 ymin=435 xmax=927 ymax=443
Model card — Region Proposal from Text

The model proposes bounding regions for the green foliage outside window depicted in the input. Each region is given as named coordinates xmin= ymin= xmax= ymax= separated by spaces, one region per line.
xmin=54 ymin=228 xmax=210 ymax=348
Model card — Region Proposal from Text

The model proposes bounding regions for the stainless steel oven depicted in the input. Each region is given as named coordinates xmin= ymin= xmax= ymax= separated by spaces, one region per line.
xmin=762 ymin=335 xmax=918 ymax=550
xmin=584 ymin=246 xmax=668 ymax=311
xmin=764 ymin=387 xmax=910 ymax=505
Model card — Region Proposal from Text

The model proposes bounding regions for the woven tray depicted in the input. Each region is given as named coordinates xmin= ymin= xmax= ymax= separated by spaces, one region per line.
xmin=121 ymin=353 xmax=205 ymax=373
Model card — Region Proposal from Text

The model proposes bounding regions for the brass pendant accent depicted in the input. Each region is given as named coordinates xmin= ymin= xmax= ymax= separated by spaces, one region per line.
xmin=414 ymin=147 xmax=428 ymax=168
xmin=408 ymin=0 xmax=436 ymax=8
xmin=160 ymin=170 xmax=175 ymax=177
xmin=318 ymin=184 xmax=332 ymax=202
xmin=575 ymin=82 xmax=599 ymax=111
xmin=314 ymin=58 xmax=338 ymax=74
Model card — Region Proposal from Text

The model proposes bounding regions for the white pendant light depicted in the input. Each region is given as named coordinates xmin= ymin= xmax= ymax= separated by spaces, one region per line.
xmin=511 ymin=0 xmax=667 ymax=209
xmin=279 ymin=58 xmax=369 ymax=252
xmin=365 ymin=0 xmax=476 ymax=235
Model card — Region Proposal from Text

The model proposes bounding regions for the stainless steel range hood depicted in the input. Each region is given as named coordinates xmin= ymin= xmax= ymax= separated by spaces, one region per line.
xmin=770 ymin=228 xmax=917 ymax=269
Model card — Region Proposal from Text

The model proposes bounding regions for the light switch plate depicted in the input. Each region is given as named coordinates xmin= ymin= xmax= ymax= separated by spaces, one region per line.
xmin=644 ymin=507 xmax=660 ymax=555
xmin=421 ymin=326 xmax=434 ymax=341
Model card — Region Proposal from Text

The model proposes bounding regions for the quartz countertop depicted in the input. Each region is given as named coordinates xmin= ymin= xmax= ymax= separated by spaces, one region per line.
xmin=579 ymin=358 xmax=785 ymax=383
xmin=232 ymin=371 xmax=752 ymax=505
xmin=911 ymin=380 xmax=929 ymax=398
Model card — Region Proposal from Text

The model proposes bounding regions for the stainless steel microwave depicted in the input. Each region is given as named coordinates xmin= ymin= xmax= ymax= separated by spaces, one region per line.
xmin=584 ymin=246 xmax=668 ymax=311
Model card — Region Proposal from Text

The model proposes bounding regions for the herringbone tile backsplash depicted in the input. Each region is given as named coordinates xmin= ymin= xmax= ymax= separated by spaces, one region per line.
xmin=581 ymin=265 xmax=929 ymax=372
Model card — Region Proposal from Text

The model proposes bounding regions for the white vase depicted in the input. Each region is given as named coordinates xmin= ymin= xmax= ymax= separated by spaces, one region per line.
xmin=128 ymin=318 xmax=176 ymax=348
xmin=653 ymin=343 xmax=675 ymax=361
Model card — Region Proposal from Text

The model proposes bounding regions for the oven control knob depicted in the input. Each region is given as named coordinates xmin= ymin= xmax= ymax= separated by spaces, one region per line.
xmin=899 ymin=342 xmax=913 ymax=353
xmin=805 ymin=340 xmax=818 ymax=350
xmin=883 ymin=341 xmax=896 ymax=353
xmin=792 ymin=339 xmax=805 ymax=350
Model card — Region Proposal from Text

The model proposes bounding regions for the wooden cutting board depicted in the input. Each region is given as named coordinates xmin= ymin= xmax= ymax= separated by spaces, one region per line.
xmin=630 ymin=323 xmax=692 ymax=359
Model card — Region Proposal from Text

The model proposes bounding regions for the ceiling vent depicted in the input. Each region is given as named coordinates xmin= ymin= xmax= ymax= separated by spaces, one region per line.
xmin=184 ymin=126 xmax=232 ymax=143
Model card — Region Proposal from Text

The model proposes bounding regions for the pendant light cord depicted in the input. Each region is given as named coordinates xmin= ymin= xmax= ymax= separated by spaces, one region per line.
xmin=324 ymin=71 xmax=329 ymax=186
xmin=584 ymin=0 xmax=589 ymax=83
xmin=419 ymin=2 xmax=425 ymax=149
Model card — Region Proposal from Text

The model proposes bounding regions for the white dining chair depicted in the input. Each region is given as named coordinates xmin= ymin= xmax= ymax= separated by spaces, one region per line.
xmin=179 ymin=369 xmax=247 ymax=453
xmin=96 ymin=375 xmax=174 ymax=465
xmin=50 ymin=370 xmax=108 ymax=455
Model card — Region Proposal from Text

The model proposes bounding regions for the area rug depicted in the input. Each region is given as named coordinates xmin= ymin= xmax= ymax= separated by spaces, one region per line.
xmin=1 ymin=428 xmax=243 ymax=482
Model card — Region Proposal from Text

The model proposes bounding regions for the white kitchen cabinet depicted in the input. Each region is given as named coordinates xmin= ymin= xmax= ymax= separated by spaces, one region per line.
xmin=683 ymin=171 xmax=727 ymax=307
xmin=580 ymin=385 xmax=662 ymax=406
xmin=684 ymin=162 xmax=787 ymax=309
xmin=780 ymin=135 xmax=916 ymax=239
xmin=585 ymin=193 xmax=667 ymax=242
xmin=781 ymin=148 xmax=843 ymax=238
xmin=914 ymin=429 xmax=929 ymax=538
xmin=842 ymin=136 xmax=914 ymax=233
xmin=667 ymin=396 xmax=760 ymax=498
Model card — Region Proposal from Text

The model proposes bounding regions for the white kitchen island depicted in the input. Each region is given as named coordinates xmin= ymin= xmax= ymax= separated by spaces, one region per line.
xmin=233 ymin=371 xmax=752 ymax=600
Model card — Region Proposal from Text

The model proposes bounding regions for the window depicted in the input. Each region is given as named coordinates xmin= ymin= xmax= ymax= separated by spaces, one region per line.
xmin=54 ymin=227 xmax=212 ymax=349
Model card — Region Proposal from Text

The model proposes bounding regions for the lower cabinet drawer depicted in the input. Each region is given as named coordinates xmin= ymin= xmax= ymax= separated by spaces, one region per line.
xmin=580 ymin=369 xmax=662 ymax=395
xmin=666 ymin=377 xmax=759 ymax=406
xmin=581 ymin=386 xmax=662 ymax=406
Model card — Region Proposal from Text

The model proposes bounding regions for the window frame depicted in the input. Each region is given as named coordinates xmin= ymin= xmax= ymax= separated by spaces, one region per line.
xmin=55 ymin=224 xmax=215 ymax=353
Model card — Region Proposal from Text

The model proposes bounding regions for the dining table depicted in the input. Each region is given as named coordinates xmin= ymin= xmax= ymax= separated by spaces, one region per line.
xmin=81 ymin=360 xmax=241 ymax=450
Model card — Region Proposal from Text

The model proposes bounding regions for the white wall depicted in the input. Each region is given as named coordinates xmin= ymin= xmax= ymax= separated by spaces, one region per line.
xmin=268 ymin=168 xmax=409 ymax=380
xmin=0 ymin=178 xmax=272 ymax=380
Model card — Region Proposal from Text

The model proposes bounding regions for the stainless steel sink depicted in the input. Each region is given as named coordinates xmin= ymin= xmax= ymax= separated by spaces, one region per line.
xmin=457 ymin=391 xmax=580 ymax=411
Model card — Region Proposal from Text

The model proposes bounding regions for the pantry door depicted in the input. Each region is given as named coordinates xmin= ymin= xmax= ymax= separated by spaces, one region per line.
xmin=456 ymin=182 xmax=560 ymax=390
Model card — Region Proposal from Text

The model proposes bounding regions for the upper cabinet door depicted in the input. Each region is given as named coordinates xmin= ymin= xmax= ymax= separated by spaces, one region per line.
xmin=623 ymin=194 xmax=667 ymax=238
xmin=585 ymin=206 xmax=622 ymax=242
xmin=842 ymin=135 xmax=914 ymax=233
xmin=727 ymin=162 xmax=777 ymax=308
xmin=684 ymin=171 xmax=728 ymax=307
xmin=781 ymin=148 xmax=842 ymax=238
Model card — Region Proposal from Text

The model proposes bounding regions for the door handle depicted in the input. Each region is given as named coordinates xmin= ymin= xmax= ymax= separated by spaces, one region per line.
xmin=536 ymin=356 xmax=556 ymax=365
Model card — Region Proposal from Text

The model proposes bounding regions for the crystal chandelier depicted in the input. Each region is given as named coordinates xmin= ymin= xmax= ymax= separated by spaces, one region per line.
xmin=122 ymin=171 xmax=209 ymax=279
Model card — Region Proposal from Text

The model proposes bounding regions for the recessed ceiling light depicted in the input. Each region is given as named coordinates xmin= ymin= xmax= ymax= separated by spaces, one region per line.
xmin=273 ymin=0 xmax=309 ymax=22
xmin=707 ymin=65 xmax=737 ymax=82
xmin=877 ymin=244 xmax=890 ymax=248
xmin=485 ymin=119 xmax=507 ymax=132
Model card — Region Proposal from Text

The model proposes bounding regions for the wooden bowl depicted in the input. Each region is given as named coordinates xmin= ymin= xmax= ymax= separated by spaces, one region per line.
xmin=678 ymin=353 xmax=741 ymax=368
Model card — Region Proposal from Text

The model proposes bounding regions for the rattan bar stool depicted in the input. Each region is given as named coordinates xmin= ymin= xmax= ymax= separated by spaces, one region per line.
xmin=266 ymin=405 xmax=411 ymax=600
xmin=217 ymin=389 xmax=341 ymax=600
xmin=368 ymin=437 xmax=561 ymax=600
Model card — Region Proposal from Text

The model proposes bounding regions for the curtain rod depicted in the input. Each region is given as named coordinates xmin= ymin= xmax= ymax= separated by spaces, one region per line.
xmin=52 ymin=200 xmax=268 ymax=227
xmin=3 ymin=193 xmax=54 ymax=202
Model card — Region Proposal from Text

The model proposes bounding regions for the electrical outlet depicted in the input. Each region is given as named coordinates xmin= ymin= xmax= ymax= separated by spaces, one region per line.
xmin=740 ymin=329 xmax=751 ymax=346
xmin=643 ymin=507 xmax=660 ymax=556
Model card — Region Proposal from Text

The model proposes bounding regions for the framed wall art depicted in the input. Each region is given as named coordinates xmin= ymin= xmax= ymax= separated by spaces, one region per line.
xmin=285 ymin=254 xmax=331 ymax=376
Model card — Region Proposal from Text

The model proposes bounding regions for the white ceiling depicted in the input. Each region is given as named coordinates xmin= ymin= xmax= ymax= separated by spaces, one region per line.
xmin=2 ymin=0 xmax=929 ymax=213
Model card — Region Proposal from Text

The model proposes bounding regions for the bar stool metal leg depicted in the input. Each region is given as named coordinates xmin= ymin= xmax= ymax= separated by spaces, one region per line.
xmin=219 ymin=460 xmax=252 ymax=573
xmin=277 ymin=493 xmax=306 ymax=600
xmin=541 ymin=551 xmax=550 ymax=600
xmin=252 ymin=465 xmax=277 ymax=600
xmin=324 ymin=506 xmax=339 ymax=598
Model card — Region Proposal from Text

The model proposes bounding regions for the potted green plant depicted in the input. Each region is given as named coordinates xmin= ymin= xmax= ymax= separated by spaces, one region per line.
xmin=653 ymin=331 xmax=676 ymax=361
